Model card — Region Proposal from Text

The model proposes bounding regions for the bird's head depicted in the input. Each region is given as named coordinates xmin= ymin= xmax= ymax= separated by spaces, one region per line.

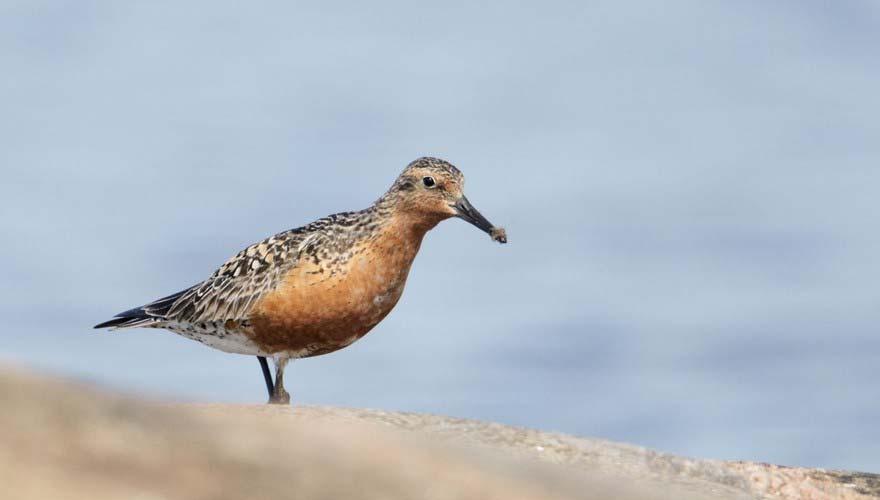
xmin=382 ymin=157 xmax=507 ymax=243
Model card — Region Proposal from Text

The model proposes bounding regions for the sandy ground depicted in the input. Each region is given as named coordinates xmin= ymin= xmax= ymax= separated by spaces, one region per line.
xmin=0 ymin=366 xmax=876 ymax=499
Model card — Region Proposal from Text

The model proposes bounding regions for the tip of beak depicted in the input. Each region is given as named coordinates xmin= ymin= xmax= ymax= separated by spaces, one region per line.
xmin=490 ymin=227 xmax=508 ymax=244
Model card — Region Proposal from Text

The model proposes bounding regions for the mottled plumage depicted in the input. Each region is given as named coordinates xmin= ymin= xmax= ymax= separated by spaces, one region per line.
xmin=95 ymin=157 xmax=506 ymax=403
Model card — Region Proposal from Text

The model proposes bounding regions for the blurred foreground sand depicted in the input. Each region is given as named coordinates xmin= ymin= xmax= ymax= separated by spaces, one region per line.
xmin=0 ymin=366 xmax=876 ymax=499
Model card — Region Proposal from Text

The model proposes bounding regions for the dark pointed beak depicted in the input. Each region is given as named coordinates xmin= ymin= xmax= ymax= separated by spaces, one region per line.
xmin=452 ymin=196 xmax=508 ymax=244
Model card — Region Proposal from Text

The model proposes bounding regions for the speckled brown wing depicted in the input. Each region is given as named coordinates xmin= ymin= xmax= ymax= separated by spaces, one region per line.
xmin=94 ymin=211 xmax=371 ymax=331
xmin=164 ymin=230 xmax=320 ymax=325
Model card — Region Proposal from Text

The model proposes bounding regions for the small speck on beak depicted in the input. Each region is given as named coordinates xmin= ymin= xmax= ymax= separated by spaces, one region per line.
xmin=490 ymin=227 xmax=507 ymax=244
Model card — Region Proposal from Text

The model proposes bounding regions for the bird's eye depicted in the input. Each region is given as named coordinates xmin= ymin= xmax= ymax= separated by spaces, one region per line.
xmin=422 ymin=176 xmax=436 ymax=188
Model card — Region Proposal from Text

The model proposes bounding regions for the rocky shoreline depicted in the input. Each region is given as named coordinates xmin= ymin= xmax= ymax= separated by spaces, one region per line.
xmin=1 ymin=367 xmax=876 ymax=499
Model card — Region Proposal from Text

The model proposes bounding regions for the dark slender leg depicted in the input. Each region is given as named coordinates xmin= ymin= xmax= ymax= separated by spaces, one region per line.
xmin=258 ymin=356 xmax=274 ymax=399
xmin=268 ymin=356 xmax=291 ymax=405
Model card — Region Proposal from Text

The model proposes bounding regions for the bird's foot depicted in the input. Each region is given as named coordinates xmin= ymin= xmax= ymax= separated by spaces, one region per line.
xmin=268 ymin=388 xmax=290 ymax=405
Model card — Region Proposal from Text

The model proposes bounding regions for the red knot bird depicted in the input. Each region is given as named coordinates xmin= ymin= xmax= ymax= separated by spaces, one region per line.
xmin=95 ymin=157 xmax=507 ymax=404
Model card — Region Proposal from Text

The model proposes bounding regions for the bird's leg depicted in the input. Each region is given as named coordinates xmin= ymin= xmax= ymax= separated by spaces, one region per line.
xmin=268 ymin=355 xmax=291 ymax=405
xmin=257 ymin=356 xmax=274 ymax=399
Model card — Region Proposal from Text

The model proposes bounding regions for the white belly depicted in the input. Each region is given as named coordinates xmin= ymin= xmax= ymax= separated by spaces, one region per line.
xmin=161 ymin=321 xmax=267 ymax=356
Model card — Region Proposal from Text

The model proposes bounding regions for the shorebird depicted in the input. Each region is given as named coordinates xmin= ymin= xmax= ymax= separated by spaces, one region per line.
xmin=95 ymin=157 xmax=507 ymax=404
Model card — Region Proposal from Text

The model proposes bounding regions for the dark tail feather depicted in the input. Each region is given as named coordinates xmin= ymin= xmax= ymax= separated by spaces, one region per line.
xmin=93 ymin=315 xmax=153 ymax=329
xmin=93 ymin=287 xmax=193 ymax=330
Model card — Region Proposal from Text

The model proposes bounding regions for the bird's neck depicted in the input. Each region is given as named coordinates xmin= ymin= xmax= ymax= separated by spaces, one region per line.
xmin=376 ymin=211 xmax=436 ymax=252
xmin=351 ymin=210 xmax=432 ymax=291
xmin=369 ymin=199 xmax=445 ymax=242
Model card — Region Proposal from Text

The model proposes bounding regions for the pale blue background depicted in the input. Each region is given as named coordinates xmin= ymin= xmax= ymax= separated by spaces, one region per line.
xmin=2 ymin=0 xmax=879 ymax=471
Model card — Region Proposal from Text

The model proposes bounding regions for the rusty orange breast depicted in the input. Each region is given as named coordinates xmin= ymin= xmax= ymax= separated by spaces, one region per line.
xmin=247 ymin=220 xmax=426 ymax=356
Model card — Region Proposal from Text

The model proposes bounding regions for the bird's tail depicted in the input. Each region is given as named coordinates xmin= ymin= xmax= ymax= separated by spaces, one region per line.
xmin=93 ymin=287 xmax=192 ymax=330
xmin=93 ymin=314 xmax=159 ymax=330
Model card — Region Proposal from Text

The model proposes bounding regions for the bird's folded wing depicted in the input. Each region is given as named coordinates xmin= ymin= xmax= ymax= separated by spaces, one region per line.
xmin=165 ymin=230 xmax=315 ymax=324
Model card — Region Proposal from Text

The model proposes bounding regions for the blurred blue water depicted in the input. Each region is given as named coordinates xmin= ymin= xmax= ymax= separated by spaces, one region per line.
xmin=2 ymin=0 xmax=878 ymax=471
